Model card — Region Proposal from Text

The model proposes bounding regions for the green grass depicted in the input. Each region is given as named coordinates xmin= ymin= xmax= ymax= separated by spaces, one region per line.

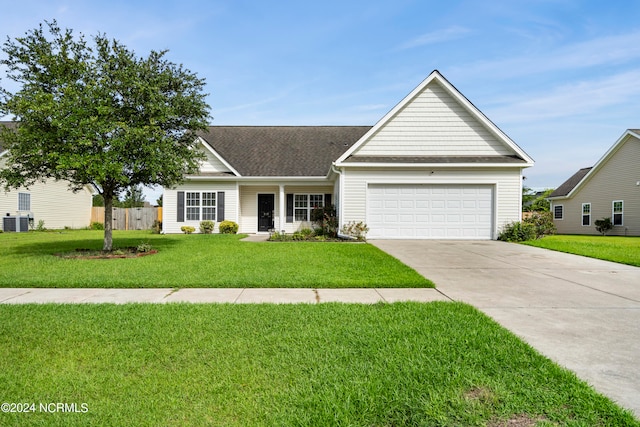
xmin=0 ymin=230 xmax=431 ymax=288
xmin=523 ymin=235 xmax=640 ymax=266
xmin=0 ymin=302 xmax=636 ymax=426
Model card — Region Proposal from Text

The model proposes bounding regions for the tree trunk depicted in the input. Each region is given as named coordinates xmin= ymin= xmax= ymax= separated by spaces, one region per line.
xmin=103 ymin=194 xmax=114 ymax=251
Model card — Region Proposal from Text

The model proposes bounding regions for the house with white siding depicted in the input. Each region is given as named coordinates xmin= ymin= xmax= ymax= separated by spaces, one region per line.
xmin=548 ymin=129 xmax=640 ymax=236
xmin=164 ymin=70 xmax=534 ymax=239
xmin=0 ymin=122 xmax=93 ymax=231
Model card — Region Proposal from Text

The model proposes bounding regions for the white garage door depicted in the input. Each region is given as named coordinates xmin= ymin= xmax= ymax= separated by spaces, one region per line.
xmin=367 ymin=184 xmax=493 ymax=239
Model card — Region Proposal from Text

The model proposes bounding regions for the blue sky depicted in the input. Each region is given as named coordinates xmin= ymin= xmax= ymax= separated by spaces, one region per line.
xmin=2 ymin=0 xmax=640 ymax=201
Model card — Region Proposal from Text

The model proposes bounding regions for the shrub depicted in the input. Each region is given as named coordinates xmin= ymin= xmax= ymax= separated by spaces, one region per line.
xmin=498 ymin=221 xmax=536 ymax=242
xmin=151 ymin=220 xmax=162 ymax=234
xmin=311 ymin=205 xmax=338 ymax=237
xmin=136 ymin=241 xmax=153 ymax=253
xmin=595 ymin=217 xmax=613 ymax=235
xmin=340 ymin=221 xmax=370 ymax=241
xmin=181 ymin=226 xmax=196 ymax=234
xmin=35 ymin=220 xmax=46 ymax=232
xmin=199 ymin=220 xmax=215 ymax=234
xmin=524 ymin=211 xmax=556 ymax=239
xmin=90 ymin=221 xmax=105 ymax=230
xmin=269 ymin=231 xmax=291 ymax=241
xmin=219 ymin=220 xmax=239 ymax=234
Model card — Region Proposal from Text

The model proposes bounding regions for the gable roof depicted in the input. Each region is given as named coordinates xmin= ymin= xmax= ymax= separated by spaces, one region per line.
xmin=548 ymin=129 xmax=640 ymax=199
xmin=549 ymin=167 xmax=592 ymax=197
xmin=197 ymin=126 xmax=371 ymax=177
xmin=335 ymin=70 xmax=534 ymax=167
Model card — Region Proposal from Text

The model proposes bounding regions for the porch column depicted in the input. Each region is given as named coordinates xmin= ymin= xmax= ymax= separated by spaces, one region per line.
xmin=279 ymin=184 xmax=285 ymax=232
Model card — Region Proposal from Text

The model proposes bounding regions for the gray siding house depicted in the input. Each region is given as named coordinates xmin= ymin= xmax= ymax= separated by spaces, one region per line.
xmin=548 ymin=129 xmax=640 ymax=236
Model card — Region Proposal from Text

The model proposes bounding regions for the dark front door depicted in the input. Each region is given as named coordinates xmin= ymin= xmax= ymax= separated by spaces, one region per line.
xmin=257 ymin=194 xmax=275 ymax=232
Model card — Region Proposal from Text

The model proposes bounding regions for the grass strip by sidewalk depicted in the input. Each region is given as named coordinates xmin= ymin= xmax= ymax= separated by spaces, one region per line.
xmin=0 ymin=230 xmax=431 ymax=288
xmin=0 ymin=302 xmax=637 ymax=426
xmin=523 ymin=235 xmax=640 ymax=267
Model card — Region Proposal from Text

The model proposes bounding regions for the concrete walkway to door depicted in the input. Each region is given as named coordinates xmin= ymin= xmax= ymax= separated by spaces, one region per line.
xmin=371 ymin=239 xmax=640 ymax=418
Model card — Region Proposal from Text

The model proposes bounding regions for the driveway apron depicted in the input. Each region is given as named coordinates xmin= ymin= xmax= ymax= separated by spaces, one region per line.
xmin=371 ymin=239 xmax=640 ymax=418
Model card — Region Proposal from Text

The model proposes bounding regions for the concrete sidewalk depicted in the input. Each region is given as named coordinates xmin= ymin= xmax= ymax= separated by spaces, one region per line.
xmin=371 ymin=239 xmax=640 ymax=418
xmin=0 ymin=287 xmax=450 ymax=304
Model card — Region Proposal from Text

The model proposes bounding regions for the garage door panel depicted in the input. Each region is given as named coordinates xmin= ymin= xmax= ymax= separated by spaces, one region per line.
xmin=368 ymin=184 xmax=493 ymax=239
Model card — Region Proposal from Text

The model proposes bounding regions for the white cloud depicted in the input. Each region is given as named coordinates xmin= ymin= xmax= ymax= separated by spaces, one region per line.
xmin=457 ymin=30 xmax=640 ymax=80
xmin=398 ymin=26 xmax=471 ymax=50
xmin=485 ymin=69 xmax=640 ymax=123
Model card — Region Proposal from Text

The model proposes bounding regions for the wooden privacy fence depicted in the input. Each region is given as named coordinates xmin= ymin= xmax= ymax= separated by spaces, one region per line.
xmin=91 ymin=207 xmax=162 ymax=230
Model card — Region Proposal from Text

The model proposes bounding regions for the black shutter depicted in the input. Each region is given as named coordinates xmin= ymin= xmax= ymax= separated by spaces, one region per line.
xmin=324 ymin=193 xmax=332 ymax=207
xmin=217 ymin=191 xmax=225 ymax=222
xmin=286 ymin=194 xmax=294 ymax=223
xmin=177 ymin=191 xmax=185 ymax=222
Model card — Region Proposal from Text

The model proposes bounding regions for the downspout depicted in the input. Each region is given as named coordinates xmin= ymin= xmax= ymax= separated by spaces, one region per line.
xmin=331 ymin=163 xmax=354 ymax=240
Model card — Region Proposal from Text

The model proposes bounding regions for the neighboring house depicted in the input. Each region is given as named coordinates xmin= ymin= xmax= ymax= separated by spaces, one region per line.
xmin=548 ymin=129 xmax=640 ymax=236
xmin=0 ymin=122 xmax=93 ymax=231
xmin=164 ymin=70 xmax=534 ymax=239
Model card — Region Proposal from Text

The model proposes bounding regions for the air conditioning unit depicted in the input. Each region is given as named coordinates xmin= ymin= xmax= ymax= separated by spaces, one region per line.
xmin=3 ymin=214 xmax=30 ymax=232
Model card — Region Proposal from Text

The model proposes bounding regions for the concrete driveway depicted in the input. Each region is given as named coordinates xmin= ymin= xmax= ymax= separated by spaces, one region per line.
xmin=371 ymin=239 xmax=640 ymax=418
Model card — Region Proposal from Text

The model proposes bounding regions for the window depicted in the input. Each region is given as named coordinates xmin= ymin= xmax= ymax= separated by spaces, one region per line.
xmin=18 ymin=192 xmax=30 ymax=211
xmin=294 ymin=194 xmax=324 ymax=221
xmin=553 ymin=205 xmax=563 ymax=220
xmin=185 ymin=191 xmax=216 ymax=221
xmin=613 ymin=200 xmax=623 ymax=226
xmin=581 ymin=203 xmax=591 ymax=226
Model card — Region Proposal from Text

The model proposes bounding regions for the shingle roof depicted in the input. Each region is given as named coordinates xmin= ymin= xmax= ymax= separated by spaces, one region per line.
xmin=549 ymin=167 xmax=592 ymax=198
xmin=197 ymin=126 xmax=372 ymax=176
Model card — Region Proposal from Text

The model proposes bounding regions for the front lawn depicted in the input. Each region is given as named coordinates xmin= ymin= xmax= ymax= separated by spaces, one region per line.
xmin=0 ymin=302 xmax=636 ymax=426
xmin=0 ymin=230 xmax=431 ymax=288
xmin=523 ymin=235 xmax=640 ymax=267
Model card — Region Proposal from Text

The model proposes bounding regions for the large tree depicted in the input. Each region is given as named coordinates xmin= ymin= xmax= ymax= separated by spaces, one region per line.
xmin=0 ymin=21 xmax=208 ymax=250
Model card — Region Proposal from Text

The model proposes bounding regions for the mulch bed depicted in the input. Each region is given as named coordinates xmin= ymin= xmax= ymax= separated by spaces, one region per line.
xmin=55 ymin=248 xmax=158 ymax=259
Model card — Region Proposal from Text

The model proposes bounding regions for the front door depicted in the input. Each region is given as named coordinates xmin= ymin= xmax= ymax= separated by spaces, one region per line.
xmin=257 ymin=194 xmax=275 ymax=232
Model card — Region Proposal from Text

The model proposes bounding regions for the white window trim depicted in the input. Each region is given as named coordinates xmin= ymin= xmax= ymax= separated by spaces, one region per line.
xmin=17 ymin=192 xmax=31 ymax=211
xmin=581 ymin=203 xmax=591 ymax=226
xmin=553 ymin=204 xmax=563 ymax=220
xmin=185 ymin=191 xmax=217 ymax=222
xmin=612 ymin=200 xmax=623 ymax=226
xmin=293 ymin=193 xmax=324 ymax=222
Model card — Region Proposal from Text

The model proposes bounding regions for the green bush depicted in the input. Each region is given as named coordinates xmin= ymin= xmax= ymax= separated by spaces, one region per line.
xmin=524 ymin=211 xmax=556 ymax=239
xmin=90 ymin=221 xmax=105 ymax=230
xmin=199 ymin=220 xmax=215 ymax=234
xmin=340 ymin=221 xmax=370 ymax=241
xmin=136 ymin=241 xmax=153 ymax=253
xmin=181 ymin=225 xmax=196 ymax=234
xmin=595 ymin=217 xmax=613 ymax=235
xmin=311 ymin=205 xmax=338 ymax=237
xmin=151 ymin=220 xmax=162 ymax=234
xmin=218 ymin=220 xmax=239 ymax=234
xmin=498 ymin=221 xmax=536 ymax=242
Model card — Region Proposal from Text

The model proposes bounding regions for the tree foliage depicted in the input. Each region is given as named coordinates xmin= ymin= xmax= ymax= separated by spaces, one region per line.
xmin=0 ymin=21 xmax=209 ymax=250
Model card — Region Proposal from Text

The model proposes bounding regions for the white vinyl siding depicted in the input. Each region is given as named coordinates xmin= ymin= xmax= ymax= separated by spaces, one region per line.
xmin=352 ymin=80 xmax=513 ymax=157
xmin=163 ymin=182 xmax=237 ymax=234
xmin=0 ymin=180 xmax=92 ymax=230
